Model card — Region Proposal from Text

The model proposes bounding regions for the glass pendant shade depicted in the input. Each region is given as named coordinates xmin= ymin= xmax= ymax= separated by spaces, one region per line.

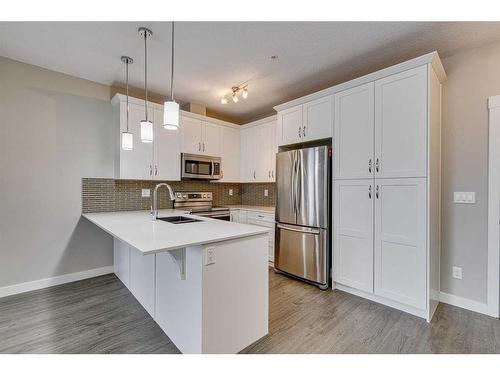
xmin=140 ymin=120 xmax=154 ymax=143
xmin=163 ymin=100 xmax=180 ymax=130
xmin=121 ymin=131 xmax=134 ymax=150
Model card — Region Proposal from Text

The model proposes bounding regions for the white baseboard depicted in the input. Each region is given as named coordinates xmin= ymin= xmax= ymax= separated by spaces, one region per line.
xmin=439 ymin=292 xmax=491 ymax=316
xmin=0 ymin=265 xmax=114 ymax=299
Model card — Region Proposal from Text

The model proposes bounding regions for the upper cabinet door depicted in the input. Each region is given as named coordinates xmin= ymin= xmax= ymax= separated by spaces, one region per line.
xmin=257 ymin=123 xmax=275 ymax=182
xmin=153 ymin=108 xmax=180 ymax=181
xmin=302 ymin=95 xmax=333 ymax=142
xmin=180 ymin=116 xmax=203 ymax=154
xmin=278 ymin=105 xmax=303 ymax=146
xmin=334 ymin=82 xmax=375 ymax=180
xmin=374 ymin=178 xmax=427 ymax=309
xmin=119 ymin=102 xmax=154 ymax=179
xmin=333 ymin=179 xmax=374 ymax=293
xmin=219 ymin=126 xmax=240 ymax=182
xmin=202 ymin=121 xmax=221 ymax=156
xmin=241 ymin=127 xmax=258 ymax=182
xmin=375 ymin=66 xmax=428 ymax=178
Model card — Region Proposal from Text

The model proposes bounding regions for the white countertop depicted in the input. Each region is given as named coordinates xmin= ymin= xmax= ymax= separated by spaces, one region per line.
xmin=83 ymin=209 xmax=270 ymax=255
xmin=226 ymin=205 xmax=275 ymax=213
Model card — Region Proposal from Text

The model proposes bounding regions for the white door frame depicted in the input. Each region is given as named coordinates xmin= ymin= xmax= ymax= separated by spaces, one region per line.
xmin=487 ymin=95 xmax=500 ymax=318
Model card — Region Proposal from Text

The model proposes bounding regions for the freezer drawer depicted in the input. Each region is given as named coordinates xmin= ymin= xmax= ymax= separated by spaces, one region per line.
xmin=274 ymin=223 xmax=328 ymax=286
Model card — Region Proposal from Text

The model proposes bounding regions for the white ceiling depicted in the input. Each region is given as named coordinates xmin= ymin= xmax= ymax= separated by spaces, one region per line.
xmin=2 ymin=22 xmax=500 ymax=123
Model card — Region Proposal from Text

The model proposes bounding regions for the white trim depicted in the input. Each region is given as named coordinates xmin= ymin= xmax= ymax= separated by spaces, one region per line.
xmin=439 ymin=292 xmax=490 ymax=316
xmin=274 ymin=51 xmax=446 ymax=112
xmin=487 ymin=95 xmax=500 ymax=318
xmin=240 ymin=114 xmax=277 ymax=129
xmin=0 ymin=266 xmax=114 ymax=299
xmin=334 ymin=283 xmax=428 ymax=320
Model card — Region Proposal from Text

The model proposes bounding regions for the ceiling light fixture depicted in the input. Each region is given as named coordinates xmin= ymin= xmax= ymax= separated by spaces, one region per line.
xmin=139 ymin=27 xmax=153 ymax=143
xmin=121 ymin=56 xmax=134 ymax=151
xmin=222 ymin=85 xmax=248 ymax=104
xmin=163 ymin=21 xmax=179 ymax=130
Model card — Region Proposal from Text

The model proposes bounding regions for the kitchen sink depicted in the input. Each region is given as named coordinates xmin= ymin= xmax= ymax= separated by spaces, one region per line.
xmin=157 ymin=216 xmax=202 ymax=224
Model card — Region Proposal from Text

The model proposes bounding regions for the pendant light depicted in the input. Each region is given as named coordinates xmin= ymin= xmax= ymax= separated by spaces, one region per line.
xmin=139 ymin=27 xmax=153 ymax=143
xmin=121 ymin=56 xmax=134 ymax=150
xmin=163 ymin=21 xmax=180 ymax=130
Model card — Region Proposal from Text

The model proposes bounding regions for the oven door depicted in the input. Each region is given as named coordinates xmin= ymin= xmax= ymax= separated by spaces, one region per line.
xmin=181 ymin=153 xmax=222 ymax=180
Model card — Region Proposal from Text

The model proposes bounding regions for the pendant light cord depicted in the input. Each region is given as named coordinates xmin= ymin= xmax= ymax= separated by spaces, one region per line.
xmin=126 ymin=60 xmax=130 ymax=132
xmin=144 ymin=31 xmax=148 ymax=121
xmin=170 ymin=21 xmax=175 ymax=101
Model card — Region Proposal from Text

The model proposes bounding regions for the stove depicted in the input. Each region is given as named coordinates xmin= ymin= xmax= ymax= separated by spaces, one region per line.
xmin=173 ymin=192 xmax=230 ymax=221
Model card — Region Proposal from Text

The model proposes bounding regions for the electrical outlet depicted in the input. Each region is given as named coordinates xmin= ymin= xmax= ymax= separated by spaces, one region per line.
xmin=453 ymin=192 xmax=475 ymax=204
xmin=141 ymin=189 xmax=151 ymax=198
xmin=264 ymin=189 xmax=269 ymax=197
xmin=229 ymin=189 xmax=233 ymax=196
xmin=452 ymin=266 xmax=463 ymax=280
xmin=205 ymin=247 xmax=216 ymax=266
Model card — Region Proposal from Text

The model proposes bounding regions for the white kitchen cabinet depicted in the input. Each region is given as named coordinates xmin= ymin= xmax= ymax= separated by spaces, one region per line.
xmin=278 ymin=105 xmax=303 ymax=145
xmin=277 ymin=96 xmax=333 ymax=146
xmin=240 ymin=120 xmax=277 ymax=182
xmin=113 ymin=238 xmax=130 ymax=289
xmin=153 ymin=108 xmax=180 ymax=181
xmin=328 ymin=55 xmax=444 ymax=321
xmin=334 ymin=82 xmax=375 ymax=180
xmin=374 ymin=65 xmax=428 ymax=178
xmin=302 ymin=96 xmax=333 ymax=141
xmin=219 ymin=126 xmax=240 ymax=182
xmin=374 ymin=178 xmax=427 ymax=309
xmin=114 ymin=101 xmax=154 ymax=180
xmin=180 ymin=116 xmax=203 ymax=154
xmin=231 ymin=209 xmax=275 ymax=262
xmin=130 ymin=247 xmax=156 ymax=317
xmin=180 ymin=115 xmax=221 ymax=156
xmin=202 ymin=121 xmax=221 ymax=156
xmin=333 ymin=179 xmax=374 ymax=293
xmin=112 ymin=95 xmax=180 ymax=180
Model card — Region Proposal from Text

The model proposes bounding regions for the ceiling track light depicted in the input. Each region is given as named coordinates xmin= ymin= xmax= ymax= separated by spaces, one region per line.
xmin=139 ymin=27 xmax=153 ymax=143
xmin=121 ymin=56 xmax=134 ymax=151
xmin=221 ymin=85 xmax=248 ymax=104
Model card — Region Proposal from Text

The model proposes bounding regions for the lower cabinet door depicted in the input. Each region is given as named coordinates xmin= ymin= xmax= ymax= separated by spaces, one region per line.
xmin=374 ymin=178 xmax=427 ymax=309
xmin=130 ymin=247 xmax=156 ymax=317
xmin=333 ymin=179 xmax=374 ymax=292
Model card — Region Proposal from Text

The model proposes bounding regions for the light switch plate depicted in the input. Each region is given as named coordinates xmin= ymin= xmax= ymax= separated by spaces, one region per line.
xmin=229 ymin=189 xmax=233 ymax=196
xmin=453 ymin=192 xmax=475 ymax=204
xmin=141 ymin=189 xmax=151 ymax=198
xmin=205 ymin=247 xmax=216 ymax=266
xmin=264 ymin=189 xmax=269 ymax=197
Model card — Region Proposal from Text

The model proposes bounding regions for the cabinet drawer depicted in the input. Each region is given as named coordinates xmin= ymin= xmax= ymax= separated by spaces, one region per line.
xmin=247 ymin=211 xmax=274 ymax=224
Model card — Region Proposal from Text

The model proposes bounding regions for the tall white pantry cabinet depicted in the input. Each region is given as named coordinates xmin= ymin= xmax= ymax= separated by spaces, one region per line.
xmin=332 ymin=54 xmax=445 ymax=321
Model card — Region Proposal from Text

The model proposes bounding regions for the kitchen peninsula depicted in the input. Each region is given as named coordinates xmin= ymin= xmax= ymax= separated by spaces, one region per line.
xmin=83 ymin=209 xmax=270 ymax=354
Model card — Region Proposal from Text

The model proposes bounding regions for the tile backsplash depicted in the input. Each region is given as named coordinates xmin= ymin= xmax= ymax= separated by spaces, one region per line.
xmin=82 ymin=178 xmax=275 ymax=213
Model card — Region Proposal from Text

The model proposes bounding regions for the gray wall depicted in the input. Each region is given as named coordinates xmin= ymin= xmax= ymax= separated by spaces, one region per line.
xmin=441 ymin=42 xmax=500 ymax=303
xmin=0 ymin=57 xmax=114 ymax=288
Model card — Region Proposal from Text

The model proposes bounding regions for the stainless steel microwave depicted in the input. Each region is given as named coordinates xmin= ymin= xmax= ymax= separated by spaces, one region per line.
xmin=181 ymin=153 xmax=222 ymax=180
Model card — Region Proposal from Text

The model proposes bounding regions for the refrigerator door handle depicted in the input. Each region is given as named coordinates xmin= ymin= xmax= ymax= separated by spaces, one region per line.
xmin=277 ymin=223 xmax=320 ymax=235
xmin=296 ymin=151 xmax=302 ymax=216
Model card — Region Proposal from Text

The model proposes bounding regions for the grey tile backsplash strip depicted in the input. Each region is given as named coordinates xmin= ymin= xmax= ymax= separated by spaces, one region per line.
xmin=82 ymin=178 xmax=275 ymax=213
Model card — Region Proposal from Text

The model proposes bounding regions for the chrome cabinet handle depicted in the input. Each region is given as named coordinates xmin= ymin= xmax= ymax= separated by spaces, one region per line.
xmin=368 ymin=185 xmax=372 ymax=199
xmin=155 ymin=165 xmax=158 ymax=176
xmin=376 ymin=185 xmax=379 ymax=199
xmin=149 ymin=165 xmax=152 ymax=176
xmin=375 ymin=158 xmax=380 ymax=173
xmin=198 ymin=142 xmax=201 ymax=151
xmin=203 ymin=143 xmax=205 ymax=152
xmin=272 ymin=170 xmax=274 ymax=179
xmin=303 ymin=126 xmax=306 ymax=137
xmin=268 ymin=170 xmax=271 ymax=178
xmin=298 ymin=126 xmax=302 ymax=138
xmin=254 ymin=171 xmax=256 ymax=179
xmin=368 ymin=158 xmax=372 ymax=173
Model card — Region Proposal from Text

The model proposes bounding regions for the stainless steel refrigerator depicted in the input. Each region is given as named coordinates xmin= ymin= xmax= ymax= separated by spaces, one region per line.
xmin=275 ymin=146 xmax=330 ymax=289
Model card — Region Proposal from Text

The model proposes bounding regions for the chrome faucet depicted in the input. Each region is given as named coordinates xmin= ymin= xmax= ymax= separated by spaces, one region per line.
xmin=151 ymin=183 xmax=176 ymax=220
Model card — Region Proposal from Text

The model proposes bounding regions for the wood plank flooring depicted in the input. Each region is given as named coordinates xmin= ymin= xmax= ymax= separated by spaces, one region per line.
xmin=0 ymin=269 xmax=499 ymax=353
